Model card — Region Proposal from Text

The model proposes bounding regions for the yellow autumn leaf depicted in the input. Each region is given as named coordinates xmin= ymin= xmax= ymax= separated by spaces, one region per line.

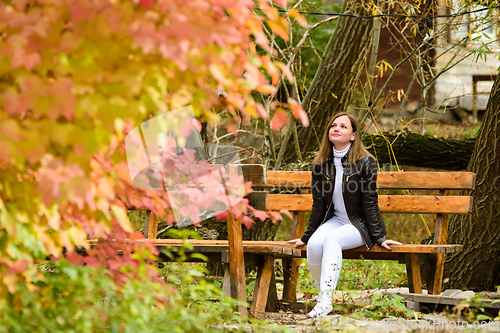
xmin=289 ymin=9 xmax=308 ymax=27
xmin=111 ymin=205 xmax=133 ymax=232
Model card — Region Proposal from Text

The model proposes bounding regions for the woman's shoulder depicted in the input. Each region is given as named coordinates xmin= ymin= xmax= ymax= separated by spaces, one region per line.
xmin=353 ymin=153 xmax=377 ymax=172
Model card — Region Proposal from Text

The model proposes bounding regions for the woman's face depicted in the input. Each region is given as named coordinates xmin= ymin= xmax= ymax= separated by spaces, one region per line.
xmin=328 ymin=115 xmax=356 ymax=150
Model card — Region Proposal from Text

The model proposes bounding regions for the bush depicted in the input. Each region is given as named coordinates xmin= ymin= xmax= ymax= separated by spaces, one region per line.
xmin=0 ymin=259 xmax=243 ymax=333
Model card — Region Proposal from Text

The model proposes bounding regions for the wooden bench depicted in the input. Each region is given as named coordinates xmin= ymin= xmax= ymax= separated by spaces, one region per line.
xmin=139 ymin=165 xmax=475 ymax=319
xmin=246 ymin=166 xmax=474 ymax=300
xmin=142 ymin=210 xmax=302 ymax=319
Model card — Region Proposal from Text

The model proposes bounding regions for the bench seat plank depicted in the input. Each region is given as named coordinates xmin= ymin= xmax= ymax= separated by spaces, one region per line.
xmin=265 ymin=194 xmax=472 ymax=214
xmin=88 ymin=239 xmax=461 ymax=255
xmin=142 ymin=240 xmax=303 ymax=259
xmin=256 ymin=242 xmax=463 ymax=256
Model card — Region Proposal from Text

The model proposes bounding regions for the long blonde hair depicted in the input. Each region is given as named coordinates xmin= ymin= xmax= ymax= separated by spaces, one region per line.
xmin=314 ymin=112 xmax=370 ymax=165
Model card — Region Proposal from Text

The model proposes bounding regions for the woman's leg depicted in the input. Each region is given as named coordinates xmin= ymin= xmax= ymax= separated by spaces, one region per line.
xmin=320 ymin=223 xmax=365 ymax=292
xmin=306 ymin=219 xmax=365 ymax=317
xmin=306 ymin=219 xmax=344 ymax=290
xmin=306 ymin=219 xmax=344 ymax=265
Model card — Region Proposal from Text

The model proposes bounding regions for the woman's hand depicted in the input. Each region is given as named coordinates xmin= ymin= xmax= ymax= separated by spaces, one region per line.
xmin=287 ymin=238 xmax=306 ymax=248
xmin=381 ymin=239 xmax=405 ymax=251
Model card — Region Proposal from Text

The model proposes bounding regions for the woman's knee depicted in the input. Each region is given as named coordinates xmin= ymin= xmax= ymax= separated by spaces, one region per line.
xmin=325 ymin=225 xmax=364 ymax=249
xmin=306 ymin=239 xmax=324 ymax=265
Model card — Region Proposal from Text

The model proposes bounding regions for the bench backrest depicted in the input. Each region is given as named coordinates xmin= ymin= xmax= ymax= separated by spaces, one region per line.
xmin=242 ymin=165 xmax=475 ymax=246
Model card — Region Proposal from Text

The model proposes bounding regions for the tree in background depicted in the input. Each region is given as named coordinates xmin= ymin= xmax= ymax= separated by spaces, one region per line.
xmin=281 ymin=0 xmax=375 ymax=164
xmin=444 ymin=73 xmax=500 ymax=291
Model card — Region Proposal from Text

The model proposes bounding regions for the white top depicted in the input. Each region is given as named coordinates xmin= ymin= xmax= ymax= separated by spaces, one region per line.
xmin=332 ymin=144 xmax=351 ymax=224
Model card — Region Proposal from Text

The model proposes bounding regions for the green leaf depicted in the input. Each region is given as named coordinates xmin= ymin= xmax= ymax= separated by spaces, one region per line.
xmin=189 ymin=253 xmax=208 ymax=262
xmin=477 ymin=314 xmax=492 ymax=321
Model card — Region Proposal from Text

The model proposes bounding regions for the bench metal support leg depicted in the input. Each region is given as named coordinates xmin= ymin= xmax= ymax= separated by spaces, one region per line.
xmin=250 ymin=255 xmax=274 ymax=319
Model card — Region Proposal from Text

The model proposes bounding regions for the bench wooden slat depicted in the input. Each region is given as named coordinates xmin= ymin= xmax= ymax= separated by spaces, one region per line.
xmin=263 ymin=171 xmax=475 ymax=190
xmin=154 ymin=244 xmax=301 ymax=258
xmin=263 ymin=242 xmax=463 ymax=254
xmin=139 ymin=239 xmax=302 ymax=258
xmin=266 ymin=171 xmax=310 ymax=188
xmin=377 ymin=172 xmax=475 ymax=190
xmin=379 ymin=195 xmax=472 ymax=214
xmin=141 ymin=239 xmax=462 ymax=254
xmin=344 ymin=244 xmax=463 ymax=253
xmin=265 ymin=194 xmax=472 ymax=214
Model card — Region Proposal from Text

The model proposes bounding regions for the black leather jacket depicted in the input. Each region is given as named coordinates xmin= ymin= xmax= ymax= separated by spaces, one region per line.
xmin=300 ymin=153 xmax=388 ymax=249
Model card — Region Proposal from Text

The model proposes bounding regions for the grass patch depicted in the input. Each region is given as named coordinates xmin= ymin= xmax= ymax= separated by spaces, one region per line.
xmin=297 ymin=258 xmax=407 ymax=295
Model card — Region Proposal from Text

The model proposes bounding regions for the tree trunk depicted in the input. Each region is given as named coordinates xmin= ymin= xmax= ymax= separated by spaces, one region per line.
xmin=283 ymin=0 xmax=374 ymax=163
xmin=443 ymin=75 xmax=500 ymax=291
xmin=363 ymin=131 xmax=475 ymax=171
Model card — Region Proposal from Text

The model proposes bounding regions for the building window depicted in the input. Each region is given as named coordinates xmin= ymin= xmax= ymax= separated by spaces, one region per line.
xmin=448 ymin=2 xmax=496 ymax=43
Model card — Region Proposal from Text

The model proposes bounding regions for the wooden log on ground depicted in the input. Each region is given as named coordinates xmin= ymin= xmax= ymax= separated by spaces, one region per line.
xmin=363 ymin=131 xmax=475 ymax=171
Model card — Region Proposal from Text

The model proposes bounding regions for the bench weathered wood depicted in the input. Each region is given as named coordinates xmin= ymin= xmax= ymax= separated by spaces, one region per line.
xmin=140 ymin=165 xmax=475 ymax=319
xmin=143 ymin=211 xmax=302 ymax=319
xmin=246 ymin=167 xmax=475 ymax=302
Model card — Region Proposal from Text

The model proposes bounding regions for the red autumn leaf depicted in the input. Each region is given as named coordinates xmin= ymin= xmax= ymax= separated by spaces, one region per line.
xmin=227 ymin=122 xmax=238 ymax=135
xmin=68 ymin=1 xmax=94 ymax=21
xmin=129 ymin=231 xmax=145 ymax=240
xmin=192 ymin=118 xmax=202 ymax=133
xmin=248 ymin=205 xmax=268 ymax=222
xmin=215 ymin=211 xmax=228 ymax=221
xmin=244 ymin=181 xmax=254 ymax=196
xmin=275 ymin=61 xmax=294 ymax=83
xmin=272 ymin=0 xmax=289 ymax=8
xmin=107 ymin=260 xmax=121 ymax=271
xmin=139 ymin=0 xmax=154 ymax=9
xmin=288 ymin=98 xmax=309 ymax=127
xmin=255 ymin=103 xmax=269 ymax=120
xmin=280 ymin=208 xmax=293 ymax=220
xmin=265 ymin=60 xmax=280 ymax=85
xmin=21 ymin=52 xmax=41 ymax=71
xmin=268 ymin=211 xmax=283 ymax=222
xmin=13 ymin=0 xmax=30 ymax=11
xmin=179 ymin=120 xmax=194 ymax=139
xmin=242 ymin=216 xmax=255 ymax=229
xmin=99 ymin=312 xmax=109 ymax=322
xmin=6 ymin=259 xmax=29 ymax=275
xmin=84 ymin=256 xmax=100 ymax=268
xmin=2 ymin=88 xmax=21 ymax=117
xmin=270 ymin=109 xmax=289 ymax=130
xmin=65 ymin=252 xmax=85 ymax=266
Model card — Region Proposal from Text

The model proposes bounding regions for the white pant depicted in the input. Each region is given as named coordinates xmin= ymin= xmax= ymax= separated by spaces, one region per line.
xmin=307 ymin=217 xmax=365 ymax=291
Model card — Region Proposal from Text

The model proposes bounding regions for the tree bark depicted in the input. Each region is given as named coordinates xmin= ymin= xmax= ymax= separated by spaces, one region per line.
xmin=443 ymin=74 xmax=500 ymax=291
xmin=283 ymin=0 xmax=374 ymax=163
xmin=363 ymin=131 xmax=476 ymax=171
